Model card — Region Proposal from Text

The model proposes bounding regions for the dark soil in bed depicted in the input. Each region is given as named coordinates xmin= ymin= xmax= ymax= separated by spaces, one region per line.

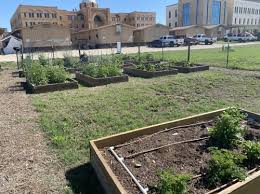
xmin=101 ymin=119 xmax=260 ymax=194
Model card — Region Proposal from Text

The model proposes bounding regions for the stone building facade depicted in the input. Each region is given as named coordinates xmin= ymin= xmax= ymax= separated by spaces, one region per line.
xmin=166 ymin=4 xmax=179 ymax=28
xmin=10 ymin=5 xmax=77 ymax=31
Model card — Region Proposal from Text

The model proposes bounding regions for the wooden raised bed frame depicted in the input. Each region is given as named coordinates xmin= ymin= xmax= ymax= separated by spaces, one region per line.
xmin=25 ymin=78 xmax=78 ymax=94
xmin=90 ymin=108 xmax=260 ymax=194
xmin=76 ymin=72 xmax=129 ymax=87
xmin=123 ymin=67 xmax=178 ymax=78
xmin=173 ymin=64 xmax=209 ymax=73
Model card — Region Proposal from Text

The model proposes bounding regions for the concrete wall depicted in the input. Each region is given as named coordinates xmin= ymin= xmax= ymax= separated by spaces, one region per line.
xmin=20 ymin=24 xmax=71 ymax=48
xmin=134 ymin=24 xmax=170 ymax=42
xmin=72 ymin=24 xmax=135 ymax=46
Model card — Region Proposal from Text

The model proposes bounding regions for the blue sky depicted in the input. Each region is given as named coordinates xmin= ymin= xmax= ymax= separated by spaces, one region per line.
xmin=0 ymin=0 xmax=178 ymax=31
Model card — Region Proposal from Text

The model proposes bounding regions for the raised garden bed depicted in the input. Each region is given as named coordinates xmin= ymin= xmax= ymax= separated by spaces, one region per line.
xmin=24 ymin=78 xmax=78 ymax=94
xmin=123 ymin=67 xmax=178 ymax=78
xmin=64 ymin=67 xmax=82 ymax=73
xmin=90 ymin=108 xmax=260 ymax=194
xmin=173 ymin=64 xmax=209 ymax=73
xmin=76 ymin=72 xmax=129 ymax=87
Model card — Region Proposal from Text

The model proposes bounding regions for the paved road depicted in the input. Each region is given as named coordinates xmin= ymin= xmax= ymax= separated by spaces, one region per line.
xmin=1 ymin=41 xmax=260 ymax=62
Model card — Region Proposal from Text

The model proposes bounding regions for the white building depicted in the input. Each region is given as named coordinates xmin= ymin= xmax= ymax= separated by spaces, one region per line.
xmin=231 ymin=0 xmax=260 ymax=33
xmin=166 ymin=4 xmax=178 ymax=28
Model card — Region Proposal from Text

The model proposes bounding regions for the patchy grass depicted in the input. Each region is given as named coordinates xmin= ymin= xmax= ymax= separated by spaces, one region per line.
xmin=146 ymin=44 xmax=260 ymax=71
xmin=0 ymin=61 xmax=17 ymax=69
xmin=32 ymin=70 xmax=260 ymax=167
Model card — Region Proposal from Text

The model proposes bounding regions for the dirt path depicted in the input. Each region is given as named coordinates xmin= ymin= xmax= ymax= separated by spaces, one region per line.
xmin=0 ymin=68 xmax=66 ymax=194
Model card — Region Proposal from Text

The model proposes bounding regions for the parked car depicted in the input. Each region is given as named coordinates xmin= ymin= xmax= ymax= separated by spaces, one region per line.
xmin=159 ymin=35 xmax=184 ymax=47
xmin=256 ymin=32 xmax=260 ymax=41
xmin=148 ymin=39 xmax=163 ymax=48
xmin=224 ymin=33 xmax=247 ymax=42
xmin=193 ymin=34 xmax=217 ymax=45
xmin=184 ymin=37 xmax=199 ymax=46
xmin=245 ymin=33 xmax=257 ymax=41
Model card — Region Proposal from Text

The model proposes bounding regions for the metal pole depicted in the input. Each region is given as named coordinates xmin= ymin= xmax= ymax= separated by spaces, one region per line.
xmin=138 ymin=44 xmax=141 ymax=65
xmin=78 ymin=42 xmax=81 ymax=58
xmin=226 ymin=41 xmax=230 ymax=68
xmin=187 ymin=43 xmax=191 ymax=63
xmin=16 ymin=51 xmax=19 ymax=69
xmin=161 ymin=43 xmax=164 ymax=61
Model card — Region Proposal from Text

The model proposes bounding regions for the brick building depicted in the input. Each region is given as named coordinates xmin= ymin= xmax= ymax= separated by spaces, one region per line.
xmin=10 ymin=5 xmax=77 ymax=31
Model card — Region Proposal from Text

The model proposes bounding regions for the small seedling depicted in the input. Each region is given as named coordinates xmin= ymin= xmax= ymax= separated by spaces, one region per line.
xmin=157 ymin=170 xmax=191 ymax=194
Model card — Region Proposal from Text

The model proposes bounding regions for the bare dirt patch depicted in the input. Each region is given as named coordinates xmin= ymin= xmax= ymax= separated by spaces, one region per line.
xmin=0 ymin=68 xmax=66 ymax=193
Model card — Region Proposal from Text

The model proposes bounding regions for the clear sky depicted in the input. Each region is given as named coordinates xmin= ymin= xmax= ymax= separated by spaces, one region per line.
xmin=0 ymin=0 xmax=178 ymax=31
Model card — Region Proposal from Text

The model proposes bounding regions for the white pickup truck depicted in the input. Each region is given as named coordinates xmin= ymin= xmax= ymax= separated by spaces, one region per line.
xmin=160 ymin=35 xmax=184 ymax=47
xmin=223 ymin=33 xmax=257 ymax=42
xmin=193 ymin=34 xmax=217 ymax=45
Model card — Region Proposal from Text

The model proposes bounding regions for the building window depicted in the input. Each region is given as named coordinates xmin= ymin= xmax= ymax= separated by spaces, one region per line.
xmin=96 ymin=34 xmax=99 ymax=39
xmin=89 ymin=36 xmax=91 ymax=40
xmin=182 ymin=3 xmax=190 ymax=26
xmin=24 ymin=13 xmax=27 ymax=17
xmin=169 ymin=11 xmax=171 ymax=19
xmin=169 ymin=23 xmax=171 ymax=27
xmin=235 ymin=18 xmax=237 ymax=24
xmin=211 ymin=0 xmax=221 ymax=25
xmin=175 ymin=10 xmax=178 ymax=17
xmin=25 ymin=22 xmax=28 ymax=27
xmin=175 ymin=22 xmax=178 ymax=27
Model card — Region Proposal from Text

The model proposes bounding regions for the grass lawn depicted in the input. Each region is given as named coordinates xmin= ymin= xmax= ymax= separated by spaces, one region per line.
xmin=146 ymin=44 xmax=260 ymax=71
xmin=31 ymin=69 xmax=260 ymax=193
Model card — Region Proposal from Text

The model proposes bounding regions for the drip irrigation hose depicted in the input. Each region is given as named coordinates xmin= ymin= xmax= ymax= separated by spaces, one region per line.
xmin=108 ymin=147 xmax=149 ymax=194
xmin=115 ymin=120 xmax=213 ymax=149
xmin=125 ymin=136 xmax=210 ymax=159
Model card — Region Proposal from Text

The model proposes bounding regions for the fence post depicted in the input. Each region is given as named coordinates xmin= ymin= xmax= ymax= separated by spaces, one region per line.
xmin=187 ymin=43 xmax=191 ymax=63
xmin=138 ymin=44 xmax=141 ymax=65
xmin=226 ymin=41 xmax=230 ymax=68
xmin=78 ymin=42 xmax=81 ymax=58
xmin=161 ymin=43 xmax=164 ymax=61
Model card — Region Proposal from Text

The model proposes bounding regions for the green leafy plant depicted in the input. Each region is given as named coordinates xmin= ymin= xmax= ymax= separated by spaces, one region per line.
xmin=26 ymin=63 xmax=48 ymax=85
xmin=46 ymin=66 xmax=68 ymax=84
xmin=243 ymin=141 xmax=260 ymax=165
xmin=38 ymin=55 xmax=49 ymax=66
xmin=205 ymin=148 xmax=246 ymax=188
xmin=135 ymin=62 xmax=175 ymax=72
xmin=157 ymin=170 xmax=191 ymax=194
xmin=209 ymin=108 xmax=246 ymax=149
xmin=63 ymin=54 xmax=78 ymax=68
xmin=82 ymin=59 xmax=121 ymax=78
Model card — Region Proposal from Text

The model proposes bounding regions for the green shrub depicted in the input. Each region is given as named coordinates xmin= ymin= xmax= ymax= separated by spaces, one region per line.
xmin=205 ymin=148 xmax=246 ymax=188
xmin=52 ymin=58 xmax=64 ymax=67
xmin=243 ymin=141 xmax=260 ymax=165
xmin=157 ymin=170 xmax=191 ymax=194
xmin=63 ymin=54 xmax=78 ymax=68
xmin=46 ymin=66 xmax=68 ymax=84
xmin=38 ymin=55 xmax=49 ymax=66
xmin=135 ymin=62 xmax=175 ymax=72
xmin=209 ymin=108 xmax=246 ymax=149
xmin=82 ymin=59 xmax=121 ymax=78
xmin=26 ymin=63 xmax=48 ymax=85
